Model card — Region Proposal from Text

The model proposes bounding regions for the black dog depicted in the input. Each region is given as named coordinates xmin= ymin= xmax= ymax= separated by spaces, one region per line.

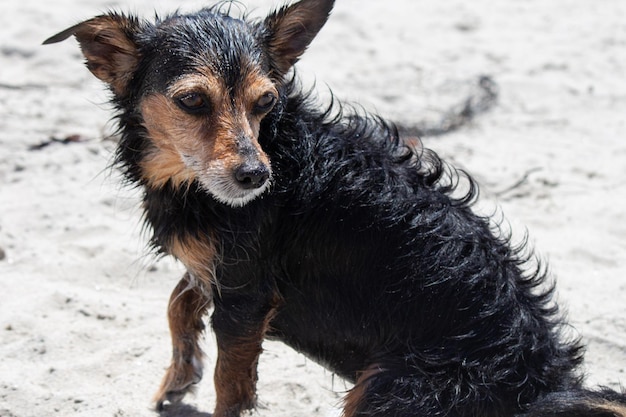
xmin=45 ymin=0 xmax=626 ymax=416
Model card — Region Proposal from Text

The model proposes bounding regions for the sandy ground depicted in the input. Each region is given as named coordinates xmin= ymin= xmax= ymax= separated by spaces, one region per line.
xmin=1 ymin=0 xmax=625 ymax=416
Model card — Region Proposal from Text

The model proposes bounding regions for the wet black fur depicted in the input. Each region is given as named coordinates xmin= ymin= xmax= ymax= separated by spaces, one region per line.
xmin=73 ymin=5 xmax=625 ymax=417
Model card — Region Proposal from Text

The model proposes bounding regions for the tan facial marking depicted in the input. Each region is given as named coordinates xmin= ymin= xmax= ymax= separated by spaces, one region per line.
xmin=167 ymin=72 xmax=222 ymax=103
xmin=236 ymin=68 xmax=279 ymax=139
xmin=140 ymin=94 xmax=203 ymax=189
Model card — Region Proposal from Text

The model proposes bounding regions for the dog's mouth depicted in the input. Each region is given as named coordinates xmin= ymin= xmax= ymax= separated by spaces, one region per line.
xmin=190 ymin=159 xmax=272 ymax=207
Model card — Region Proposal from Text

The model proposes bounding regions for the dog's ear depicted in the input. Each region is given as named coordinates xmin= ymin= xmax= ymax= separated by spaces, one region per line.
xmin=263 ymin=0 xmax=335 ymax=77
xmin=43 ymin=14 xmax=141 ymax=96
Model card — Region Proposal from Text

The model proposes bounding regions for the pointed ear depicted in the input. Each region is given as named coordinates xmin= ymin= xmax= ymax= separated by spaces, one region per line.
xmin=43 ymin=13 xmax=141 ymax=96
xmin=263 ymin=0 xmax=335 ymax=77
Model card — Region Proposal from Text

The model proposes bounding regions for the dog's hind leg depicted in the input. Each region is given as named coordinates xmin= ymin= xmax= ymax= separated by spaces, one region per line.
xmin=342 ymin=365 xmax=390 ymax=417
xmin=341 ymin=365 xmax=492 ymax=417
xmin=154 ymin=272 xmax=211 ymax=410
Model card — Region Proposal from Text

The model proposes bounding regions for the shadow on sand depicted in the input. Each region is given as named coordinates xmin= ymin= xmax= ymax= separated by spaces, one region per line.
xmin=158 ymin=403 xmax=213 ymax=417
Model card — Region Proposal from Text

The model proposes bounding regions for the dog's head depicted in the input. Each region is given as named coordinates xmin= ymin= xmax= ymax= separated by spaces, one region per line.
xmin=44 ymin=0 xmax=334 ymax=207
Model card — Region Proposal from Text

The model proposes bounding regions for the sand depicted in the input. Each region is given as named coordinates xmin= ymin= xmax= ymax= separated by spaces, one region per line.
xmin=1 ymin=0 xmax=625 ymax=416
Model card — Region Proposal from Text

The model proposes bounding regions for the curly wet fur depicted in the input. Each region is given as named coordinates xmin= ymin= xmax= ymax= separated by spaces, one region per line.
xmin=136 ymin=77 xmax=589 ymax=415
xmin=45 ymin=1 xmax=626 ymax=416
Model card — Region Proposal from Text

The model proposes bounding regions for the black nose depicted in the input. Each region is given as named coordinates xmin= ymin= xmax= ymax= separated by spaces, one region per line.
xmin=235 ymin=163 xmax=270 ymax=189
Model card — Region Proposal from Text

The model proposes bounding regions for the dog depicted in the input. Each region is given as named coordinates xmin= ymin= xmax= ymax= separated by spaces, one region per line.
xmin=44 ymin=0 xmax=626 ymax=416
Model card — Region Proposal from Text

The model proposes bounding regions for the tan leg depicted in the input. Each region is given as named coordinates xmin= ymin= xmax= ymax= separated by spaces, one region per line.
xmin=211 ymin=295 xmax=279 ymax=417
xmin=212 ymin=335 xmax=263 ymax=417
xmin=154 ymin=273 xmax=212 ymax=410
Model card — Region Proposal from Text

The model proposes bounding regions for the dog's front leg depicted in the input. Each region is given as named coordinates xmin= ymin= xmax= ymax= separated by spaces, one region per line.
xmin=154 ymin=272 xmax=212 ymax=410
xmin=211 ymin=295 xmax=276 ymax=417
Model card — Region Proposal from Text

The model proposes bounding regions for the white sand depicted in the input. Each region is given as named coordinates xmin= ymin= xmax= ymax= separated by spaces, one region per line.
xmin=1 ymin=0 xmax=625 ymax=416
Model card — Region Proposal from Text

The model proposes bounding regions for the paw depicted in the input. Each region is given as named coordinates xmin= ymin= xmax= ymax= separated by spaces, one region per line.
xmin=154 ymin=355 xmax=203 ymax=411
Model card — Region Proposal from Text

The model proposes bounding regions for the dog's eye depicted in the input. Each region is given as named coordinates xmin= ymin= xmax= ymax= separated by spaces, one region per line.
xmin=253 ymin=92 xmax=276 ymax=114
xmin=176 ymin=93 xmax=210 ymax=113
